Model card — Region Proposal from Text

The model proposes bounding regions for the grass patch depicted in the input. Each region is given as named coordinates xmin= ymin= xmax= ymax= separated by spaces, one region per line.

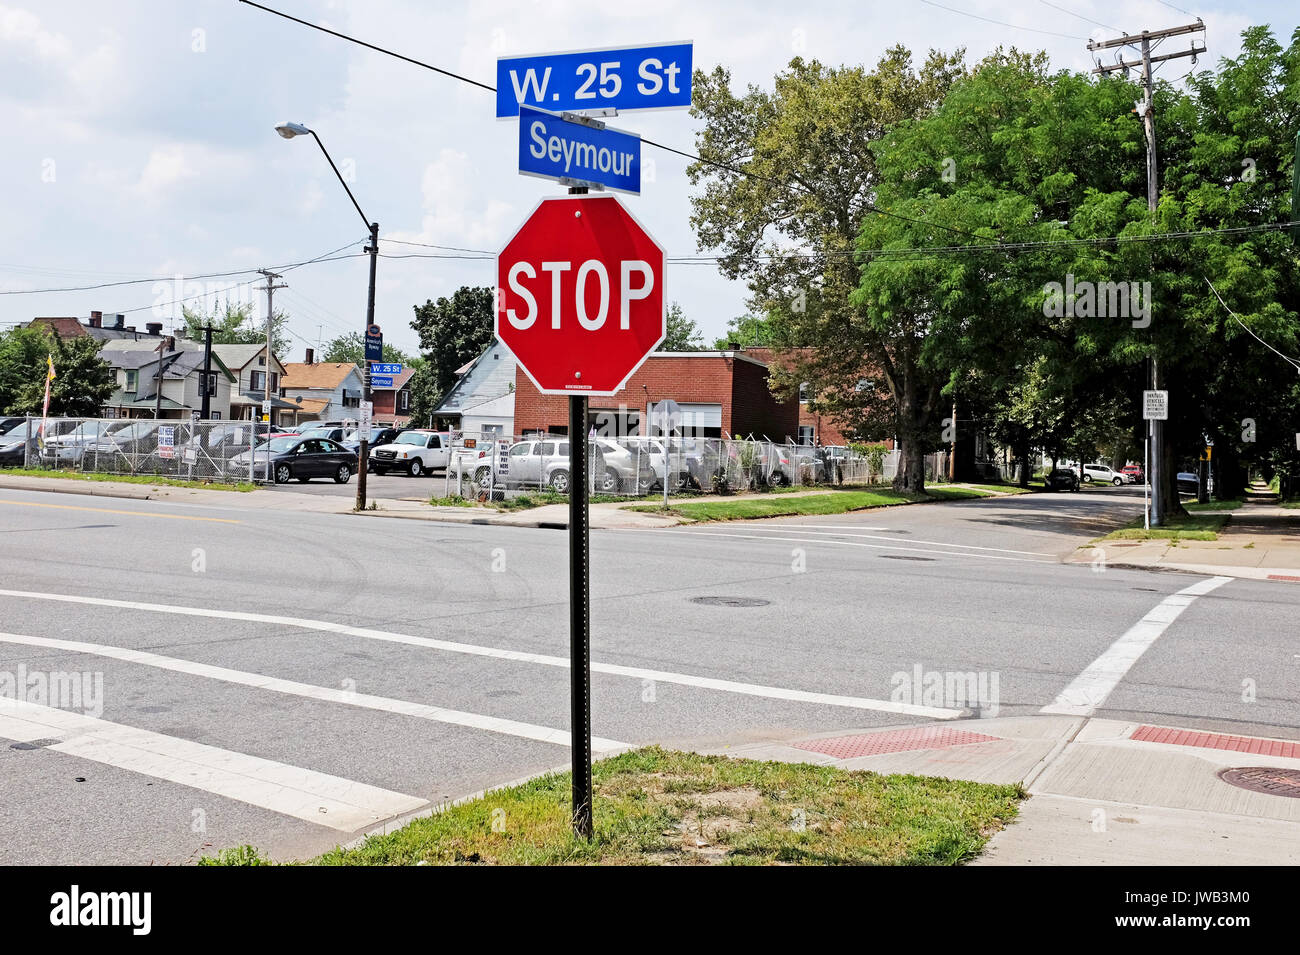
xmin=496 ymin=491 xmax=569 ymax=510
xmin=201 ymin=747 xmax=1023 ymax=866
xmin=1185 ymin=499 xmax=1242 ymax=512
xmin=1101 ymin=512 xmax=1230 ymax=542
xmin=428 ymin=494 xmax=477 ymax=508
xmin=628 ymin=486 xmax=990 ymax=522
xmin=962 ymin=483 xmax=1034 ymax=495
xmin=0 ymin=467 xmax=256 ymax=492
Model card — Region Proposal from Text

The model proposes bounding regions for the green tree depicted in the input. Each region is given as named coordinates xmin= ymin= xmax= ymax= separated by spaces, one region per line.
xmin=0 ymin=327 xmax=115 ymax=417
xmin=181 ymin=301 xmax=291 ymax=356
xmin=319 ymin=332 xmax=413 ymax=365
xmin=410 ymin=286 xmax=495 ymax=402
xmin=711 ymin=313 xmax=783 ymax=349
xmin=688 ymin=49 xmax=967 ymax=491
xmin=657 ymin=302 xmax=704 ymax=351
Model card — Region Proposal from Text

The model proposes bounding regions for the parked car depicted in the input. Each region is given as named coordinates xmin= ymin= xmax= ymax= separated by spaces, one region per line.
xmin=593 ymin=439 xmax=657 ymax=493
xmin=341 ymin=426 xmax=403 ymax=456
xmin=0 ymin=420 xmax=39 ymax=467
xmin=490 ymin=438 xmax=605 ymax=493
xmin=230 ymin=435 xmax=355 ymax=484
xmin=0 ymin=416 xmax=26 ymax=434
xmin=84 ymin=420 xmax=162 ymax=461
xmin=40 ymin=420 xmax=134 ymax=466
xmin=1120 ymin=464 xmax=1144 ymax=484
xmin=1044 ymin=467 xmax=1081 ymax=491
xmin=1177 ymin=471 xmax=1200 ymax=494
xmin=370 ymin=430 xmax=450 ymax=476
xmin=298 ymin=425 xmax=350 ymax=443
xmin=623 ymin=436 xmax=705 ymax=490
xmin=1081 ymin=463 xmax=1124 ymax=486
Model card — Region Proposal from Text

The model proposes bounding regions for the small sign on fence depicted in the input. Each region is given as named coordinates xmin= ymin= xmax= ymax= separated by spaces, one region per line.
xmin=158 ymin=426 xmax=175 ymax=459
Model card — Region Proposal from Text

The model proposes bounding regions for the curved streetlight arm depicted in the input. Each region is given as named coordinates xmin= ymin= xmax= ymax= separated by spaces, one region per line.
xmin=306 ymin=129 xmax=371 ymax=233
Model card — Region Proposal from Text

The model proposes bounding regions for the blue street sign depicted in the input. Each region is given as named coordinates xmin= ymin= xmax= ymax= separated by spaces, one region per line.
xmin=496 ymin=42 xmax=692 ymax=118
xmin=364 ymin=324 xmax=382 ymax=362
xmin=370 ymin=375 xmax=394 ymax=388
xmin=369 ymin=362 xmax=404 ymax=375
xmin=517 ymin=106 xmax=641 ymax=194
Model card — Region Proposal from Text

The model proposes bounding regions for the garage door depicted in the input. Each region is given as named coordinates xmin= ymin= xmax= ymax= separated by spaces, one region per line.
xmin=646 ymin=402 xmax=722 ymax=435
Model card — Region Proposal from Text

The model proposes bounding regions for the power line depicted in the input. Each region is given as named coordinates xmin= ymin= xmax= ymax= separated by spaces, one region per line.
xmin=917 ymin=0 xmax=1085 ymax=39
xmin=237 ymin=1 xmax=982 ymax=241
xmin=0 ymin=238 xmax=367 ymax=297
xmin=1204 ymin=275 xmax=1300 ymax=373
xmin=1035 ymin=0 xmax=1117 ymax=32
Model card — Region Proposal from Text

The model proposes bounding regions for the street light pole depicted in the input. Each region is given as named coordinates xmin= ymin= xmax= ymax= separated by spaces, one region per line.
xmin=275 ymin=121 xmax=378 ymax=509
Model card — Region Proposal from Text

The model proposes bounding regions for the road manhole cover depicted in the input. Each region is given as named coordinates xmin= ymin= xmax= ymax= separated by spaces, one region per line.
xmin=880 ymin=555 xmax=935 ymax=561
xmin=690 ymin=596 xmax=771 ymax=607
xmin=1218 ymin=766 xmax=1300 ymax=797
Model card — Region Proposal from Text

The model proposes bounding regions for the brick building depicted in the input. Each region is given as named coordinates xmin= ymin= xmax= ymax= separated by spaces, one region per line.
xmin=512 ymin=351 xmax=801 ymax=440
xmin=741 ymin=346 xmax=859 ymax=446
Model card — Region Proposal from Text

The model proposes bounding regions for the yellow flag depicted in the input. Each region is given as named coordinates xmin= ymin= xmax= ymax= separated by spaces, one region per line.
xmin=46 ymin=354 xmax=56 ymax=382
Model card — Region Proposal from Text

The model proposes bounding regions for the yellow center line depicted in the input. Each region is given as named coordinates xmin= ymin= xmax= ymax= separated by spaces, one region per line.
xmin=0 ymin=499 xmax=242 ymax=524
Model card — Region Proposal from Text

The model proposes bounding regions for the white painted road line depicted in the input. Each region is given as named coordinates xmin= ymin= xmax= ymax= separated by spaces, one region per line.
xmin=0 ymin=631 xmax=628 ymax=752
xmin=1040 ymin=575 xmax=1233 ymax=716
xmin=0 ymin=697 xmax=425 ymax=831
xmin=0 ymin=590 xmax=961 ymax=719
xmin=706 ymin=524 xmax=1057 ymax=557
xmin=645 ymin=529 xmax=1055 ymax=563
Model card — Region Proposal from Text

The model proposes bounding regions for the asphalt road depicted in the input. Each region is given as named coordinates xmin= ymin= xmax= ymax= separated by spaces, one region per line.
xmin=0 ymin=483 xmax=1296 ymax=863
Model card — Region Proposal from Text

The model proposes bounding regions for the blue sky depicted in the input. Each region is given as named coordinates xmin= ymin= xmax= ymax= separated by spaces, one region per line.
xmin=0 ymin=0 xmax=1291 ymax=358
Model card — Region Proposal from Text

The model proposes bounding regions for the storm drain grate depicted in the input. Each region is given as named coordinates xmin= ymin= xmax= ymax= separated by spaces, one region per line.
xmin=792 ymin=726 xmax=1002 ymax=760
xmin=689 ymin=596 xmax=771 ymax=607
xmin=1218 ymin=767 xmax=1300 ymax=798
xmin=9 ymin=739 xmax=60 ymax=751
xmin=1131 ymin=725 xmax=1300 ymax=759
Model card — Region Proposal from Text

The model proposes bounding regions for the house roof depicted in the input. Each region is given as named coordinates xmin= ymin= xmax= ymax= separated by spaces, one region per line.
xmin=100 ymin=345 xmax=236 ymax=380
xmin=281 ymin=362 xmax=359 ymax=390
xmin=290 ymin=397 xmax=331 ymax=417
xmin=211 ymin=343 xmax=285 ymax=371
xmin=369 ymin=366 xmax=416 ymax=391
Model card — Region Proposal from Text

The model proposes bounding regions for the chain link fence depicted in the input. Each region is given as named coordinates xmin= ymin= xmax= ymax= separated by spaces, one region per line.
xmin=16 ymin=416 xmax=279 ymax=483
xmin=436 ymin=430 xmax=901 ymax=500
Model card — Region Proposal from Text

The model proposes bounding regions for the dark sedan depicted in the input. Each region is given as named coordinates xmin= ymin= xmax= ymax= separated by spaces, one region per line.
xmin=231 ymin=435 xmax=356 ymax=484
xmin=1044 ymin=467 xmax=1081 ymax=491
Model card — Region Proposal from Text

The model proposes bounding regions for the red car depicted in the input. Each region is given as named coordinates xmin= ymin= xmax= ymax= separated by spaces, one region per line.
xmin=1120 ymin=464 xmax=1144 ymax=484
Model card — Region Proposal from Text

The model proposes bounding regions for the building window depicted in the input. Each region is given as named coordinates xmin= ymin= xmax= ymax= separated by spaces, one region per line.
xmin=204 ymin=373 xmax=217 ymax=397
xmin=125 ymin=370 xmax=138 ymax=393
xmin=269 ymin=372 xmax=279 ymax=394
xmin=798 ymin=426 xmax=815 ymax=445
xmin=211 ymin=411 xmax=222 ymax=420
xmin=249 ymin=370 xmax=264 ymax=392
xmin=799 ymin=382 xmax=810 ymax=403
xmin=258 ymin=356 xmax=265 ymax=366
xmin=399 ymin=390 xmax=409 ymax=412
xmin=343 ymin=394 xmax=360 ymax=408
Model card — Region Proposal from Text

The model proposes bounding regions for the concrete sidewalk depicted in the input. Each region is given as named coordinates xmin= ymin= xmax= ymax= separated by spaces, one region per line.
xmin=689 ymin=715 xmax=1300 ymax=865
xmin=1068 ymin=497 xmax=1300 ymax=582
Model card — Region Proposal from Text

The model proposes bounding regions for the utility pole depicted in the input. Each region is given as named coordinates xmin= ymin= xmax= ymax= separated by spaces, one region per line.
xmin=256 ymin=269 xmax=286 ymax=482
xmin=1089 ymin=19 xmax=1206 ymax=526
xmin=200 ymin=323 xmax=214 ymax=420
xmin=153 ymin=338 xmax=165 ymax=420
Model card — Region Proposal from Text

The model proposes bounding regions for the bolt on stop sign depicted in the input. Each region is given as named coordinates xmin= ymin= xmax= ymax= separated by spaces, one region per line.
xmin=496 ymin=194 xmax=665 ymax=395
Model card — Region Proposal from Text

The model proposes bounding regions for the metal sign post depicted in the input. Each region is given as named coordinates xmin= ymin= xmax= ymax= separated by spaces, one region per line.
xmin=568 ymin=395 xmax=593 ymax=839
xmin=1143 ymin=390 xmax=1167 ymax=527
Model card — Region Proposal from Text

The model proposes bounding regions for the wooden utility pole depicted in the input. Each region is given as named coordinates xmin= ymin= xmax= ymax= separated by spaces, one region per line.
xmin=1088 ymin=19 xmax=1206 ymax=525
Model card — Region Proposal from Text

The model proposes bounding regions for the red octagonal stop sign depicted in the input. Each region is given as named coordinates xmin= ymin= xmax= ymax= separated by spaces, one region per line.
xmin=496 ymin=194 xmax=665 ymax=396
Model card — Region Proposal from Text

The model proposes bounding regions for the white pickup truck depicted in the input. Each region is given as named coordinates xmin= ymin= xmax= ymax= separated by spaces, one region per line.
xmin=369 ymin=429 xmax=451 ymax=477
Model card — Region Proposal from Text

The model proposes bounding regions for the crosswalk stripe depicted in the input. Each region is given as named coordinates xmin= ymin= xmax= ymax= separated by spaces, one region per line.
xmin=0 ymin=589 xmax=962 ymax=719
xmin=0 ymin=697 xmax=425 ymax=831
xmin=1040 ymin=575 xmax=1233 ymax=716
xmin=0 ymin=631 xmax=629 ymax=752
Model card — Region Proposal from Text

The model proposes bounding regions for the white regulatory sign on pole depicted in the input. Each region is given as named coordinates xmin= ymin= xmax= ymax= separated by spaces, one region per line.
xmin=1143 ymin=390 xmax=1168 ymax=420
xmin=357 ymin=400 xmax=373 ymax=435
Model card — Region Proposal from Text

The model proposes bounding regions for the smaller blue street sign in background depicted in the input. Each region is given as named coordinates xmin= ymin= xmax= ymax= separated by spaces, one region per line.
xmin=518 ymin=107 xmax=640 ymax=194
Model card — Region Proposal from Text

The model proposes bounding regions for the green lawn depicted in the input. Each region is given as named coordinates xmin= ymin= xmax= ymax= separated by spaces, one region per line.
xmin=628 ymin=485 xmax=990 ymax=522
xmin=1101 ymin=513 xmax=1230 ymax=542
xmin=0 ymin=467 xmax=256 ymax=492
xmin=200 ymin=747 xmax=1024 ymax=867
xmin=962 ymin=483 xmax=1034 ymax=495
xmin=1184 ymin=499 xmax=1243 ymax=512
